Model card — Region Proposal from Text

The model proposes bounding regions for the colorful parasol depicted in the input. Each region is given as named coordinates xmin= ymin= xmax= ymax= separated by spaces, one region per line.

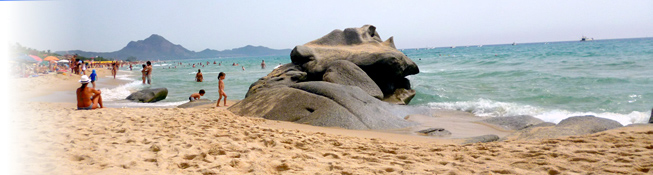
xmin=29 ymin=55 xmax=42 ymax=62
xmin=43 ymin=56 xmax=60 ymax=61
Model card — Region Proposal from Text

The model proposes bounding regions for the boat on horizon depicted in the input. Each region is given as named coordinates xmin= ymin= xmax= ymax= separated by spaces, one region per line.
xmin=581 ymin=36 xmax=594 ymax=42
xmin=512 ymin=42 xmax=516 ymax=46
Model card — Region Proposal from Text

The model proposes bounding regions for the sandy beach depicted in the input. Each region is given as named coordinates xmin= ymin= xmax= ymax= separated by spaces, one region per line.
xmin=9 ymin=71 xmax=653 ymax=174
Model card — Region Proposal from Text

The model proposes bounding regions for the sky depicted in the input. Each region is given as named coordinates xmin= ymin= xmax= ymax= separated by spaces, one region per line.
xmin=3 ymin=0 xmax=653 ymax=52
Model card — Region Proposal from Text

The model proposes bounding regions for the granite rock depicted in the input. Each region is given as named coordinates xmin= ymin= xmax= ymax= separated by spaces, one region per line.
xmin=126 ymin=88 xmax=168 ymax=103
xmin=502 ymin=115 xmax=623 ymax=141
xmin=229 ymin=25 xmax=423 ymax=130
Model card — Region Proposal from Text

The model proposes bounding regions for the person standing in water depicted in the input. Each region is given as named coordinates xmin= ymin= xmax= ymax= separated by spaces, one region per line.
xmin=145 ymin=61 xmax=152 ymax=84
xmin=141 ymin=64 xmax=147 ymax=84
xmin=196 ymin=69 xmax=203 ymax=82
xmin=261 ymin=60 xmax=266 ymax=69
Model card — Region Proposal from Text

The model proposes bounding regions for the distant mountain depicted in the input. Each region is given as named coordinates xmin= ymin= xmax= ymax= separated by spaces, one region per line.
xmin=56 ymin=34 xmax=291 ymax=60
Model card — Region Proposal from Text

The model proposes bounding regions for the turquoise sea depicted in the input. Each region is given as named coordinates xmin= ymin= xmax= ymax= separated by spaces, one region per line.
xmin=103 ymin=38 xmax=653 ymax=125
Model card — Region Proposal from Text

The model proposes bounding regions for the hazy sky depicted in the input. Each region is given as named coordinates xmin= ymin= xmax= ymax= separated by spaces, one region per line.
xmin=4 ymin=0 xmax=653 ymax=52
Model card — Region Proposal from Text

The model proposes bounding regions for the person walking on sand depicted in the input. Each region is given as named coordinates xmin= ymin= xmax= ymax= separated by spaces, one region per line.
xmin=76 ymin=75 xmax=103 ymax=110
xmin=90 ymin=69 xmax=98 ymax=88
xmin=145 ymin=61 xmax=153 ymax=84
xmin=216 ymin=72 xmax=228 ymax=107
xmin=82 ymin=62 xmax=87 ymax=75
xmin=196 ymin=69 xmax=203 ymax=82
xmin=111 ymin=61 xmax=118 ymax=79
xmin=189 ymin=89 xmax=205 ymax=101
xmin=140 ymin=64 xmax=147 ymax=84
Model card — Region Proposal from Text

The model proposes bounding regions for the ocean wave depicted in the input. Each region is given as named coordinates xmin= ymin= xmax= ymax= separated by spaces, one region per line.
xmin=101 ymin=70 xmax=138 ymax=82
xmin=153 ymin=64 xmax=170 ymax=67
xmin=427 ymin=98 xmax=648 ymax=125
xmin=98 ymin=81 xmax=144 ymax=101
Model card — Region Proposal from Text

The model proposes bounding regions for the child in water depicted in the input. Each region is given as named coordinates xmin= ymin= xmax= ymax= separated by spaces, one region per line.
xmin=216 ymin=72 xmax=228 ymax=107
xmin=189 ymin=89 xmax=205 ymax=101
xmin=140 ymin=64 xmax=147 ymax=84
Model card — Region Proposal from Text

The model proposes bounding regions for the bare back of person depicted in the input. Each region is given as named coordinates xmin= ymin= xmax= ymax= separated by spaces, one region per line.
xmin=196 ymin=72 xmax=203 ymax=82
xmin=76 ymin=85 xmax=103 ymax=110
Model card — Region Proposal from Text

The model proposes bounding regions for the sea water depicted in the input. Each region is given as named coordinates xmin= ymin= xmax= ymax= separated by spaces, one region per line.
xmin=104 ymin=38 xmax=653 ymax=125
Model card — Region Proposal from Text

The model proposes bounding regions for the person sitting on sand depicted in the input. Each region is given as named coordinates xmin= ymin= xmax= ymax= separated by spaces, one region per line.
xmin=196 ymin=69 xmax=203 ymax=82
xmin=76 ymin=75 xmax=103 ymax=110
xmin=189 ymin=89 xmax=205 ymax=101
xmin=90 ymin=69 xmax=98 ymax=88
xmin=216 ymin=72 xmax=228 ymax=107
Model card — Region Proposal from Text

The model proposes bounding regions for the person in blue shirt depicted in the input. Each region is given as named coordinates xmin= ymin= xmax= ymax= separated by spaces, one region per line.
xmin=90 ymin=69 xmax=98 ymax=88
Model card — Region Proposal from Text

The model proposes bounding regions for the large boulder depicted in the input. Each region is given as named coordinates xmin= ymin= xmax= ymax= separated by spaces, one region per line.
xmin=382 ymin=88 xmax=416 ymax=105
xmin=229 ymin=82 xmax=415 ymax=130
xmin=289 ymin=24 xmax=419 ymax=97
xmin=322 ymin=60 xmax=383 ymax=99
xmin=229 ymin=25 xmax=422 ymax=130
xmin=126 ymin=88 xmax=168 ymax=103
xmin=481 ymin=115 xmax=545 ymax=130
xmin=502 ymin=115 xmax=623 ymax=140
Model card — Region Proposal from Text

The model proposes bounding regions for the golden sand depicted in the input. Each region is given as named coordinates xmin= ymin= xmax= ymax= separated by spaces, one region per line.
xmin=9 ymin=69 xmax=653 ymax=175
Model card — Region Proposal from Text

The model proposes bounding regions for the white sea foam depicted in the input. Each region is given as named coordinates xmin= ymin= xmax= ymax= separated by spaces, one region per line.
xmin=427 ymin=98 xmax=649 ymax=125
xmin=534 ymin=110 xmax=648 ymax=126
xmin=153 ymin=63 xmax=170 ymax=67
xmin=98 ymin=81 xmax=144 ymax=101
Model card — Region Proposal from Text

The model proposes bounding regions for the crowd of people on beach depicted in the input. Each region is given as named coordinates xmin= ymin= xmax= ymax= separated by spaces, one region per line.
xmin=73 ymin=57 xmax=286 ymax=110
xmin=75 ymin=59 xmax=273 ymax=110
xmin=76 ymin=59 xmax=155 ymax=110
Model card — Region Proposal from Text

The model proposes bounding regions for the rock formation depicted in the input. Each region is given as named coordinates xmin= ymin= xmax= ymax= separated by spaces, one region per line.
xmin=481 ymin=115 xmax=546 ymax=130
xmin=462 ymin=134 xmax=500 ymax=144
xmin=177 ymin=99 xmax=215 ymax=108
xmin=502 ymin=115 xmax=622 ymax=140
xmin=126 ymin=88 xmax=168 ymax=103
xmin=416 ymin=128 xmax=452 ymax=137
xmin=228 ymin=25 xmax=420 ymax=130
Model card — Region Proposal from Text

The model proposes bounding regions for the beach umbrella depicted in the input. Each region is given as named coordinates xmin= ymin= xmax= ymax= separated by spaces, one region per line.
xmin=43 ymin=56 xmax=59 ymax=61
xmin=14 ymin=55 xmax=37 ymax=63
xmin=29 ymin=55 xmax=42 ymax=62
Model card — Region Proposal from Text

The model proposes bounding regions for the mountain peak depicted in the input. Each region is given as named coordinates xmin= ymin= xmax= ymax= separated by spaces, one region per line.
xmin=142 ymin=34 xmax=169 ymax=44
xmin=61 ymin=34 xmax=291 ymax=60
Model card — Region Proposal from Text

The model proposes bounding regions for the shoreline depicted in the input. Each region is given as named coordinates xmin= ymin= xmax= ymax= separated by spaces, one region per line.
xmin=9 ymin=67 xmax=653 ymax=174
